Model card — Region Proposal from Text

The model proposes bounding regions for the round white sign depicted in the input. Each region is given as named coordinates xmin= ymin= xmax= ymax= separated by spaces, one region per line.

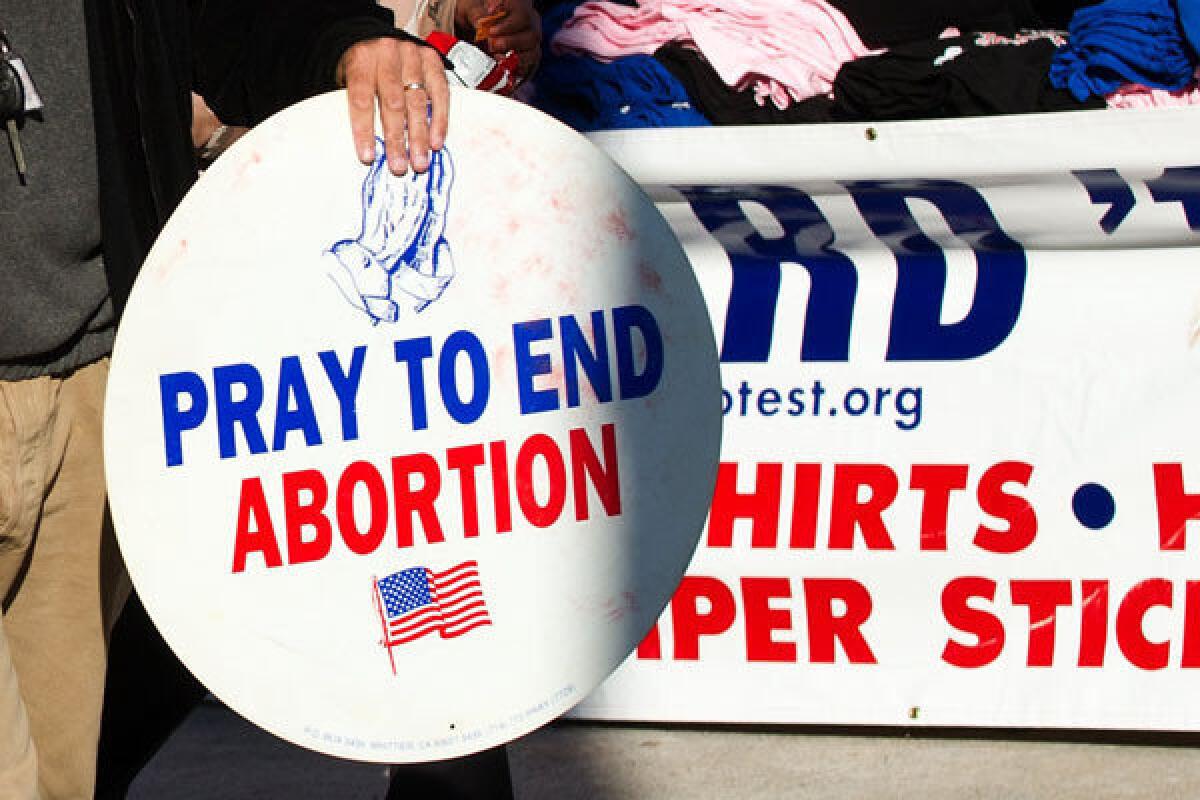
xmin=105 ymin=89 xmax=720 ymax=762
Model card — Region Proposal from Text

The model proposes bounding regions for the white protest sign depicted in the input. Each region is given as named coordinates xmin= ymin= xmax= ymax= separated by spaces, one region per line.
xmin=104 ymin=89 xmax=720 ymax=761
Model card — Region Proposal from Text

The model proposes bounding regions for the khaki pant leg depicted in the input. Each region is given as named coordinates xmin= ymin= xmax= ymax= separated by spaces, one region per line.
xmin=3 ymin=359 xmax=125 ymax=800
xmin=0 ymin=615 xmax=39 ymax=800
xmin=0 ymin=371 xmax=52 ymax=800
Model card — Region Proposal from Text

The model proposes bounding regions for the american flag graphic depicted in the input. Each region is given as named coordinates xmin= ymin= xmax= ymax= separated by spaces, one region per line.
xmin=372 ymin=560 xmax=492 ymax=673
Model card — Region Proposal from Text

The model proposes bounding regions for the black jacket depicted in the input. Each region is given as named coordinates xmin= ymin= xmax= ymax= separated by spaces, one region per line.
xmin=83 ymin=0 xmax=403 ymax=313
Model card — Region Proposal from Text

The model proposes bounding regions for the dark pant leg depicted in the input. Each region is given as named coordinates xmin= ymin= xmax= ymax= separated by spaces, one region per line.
xmin=385 ymin=745 xmax=514 ymax=800
xmin=95 ymin=592 xmax=208 ymax=800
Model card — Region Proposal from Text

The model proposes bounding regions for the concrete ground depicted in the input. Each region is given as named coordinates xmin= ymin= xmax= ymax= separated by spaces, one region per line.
xmin=129 ymin=700 xmax=1200 ymax=799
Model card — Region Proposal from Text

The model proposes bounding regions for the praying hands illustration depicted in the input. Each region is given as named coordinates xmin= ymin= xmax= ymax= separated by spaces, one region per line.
xmin=326 ymin=139 xmax=456 ymax=324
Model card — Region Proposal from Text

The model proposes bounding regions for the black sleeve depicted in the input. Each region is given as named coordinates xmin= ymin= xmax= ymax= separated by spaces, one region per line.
xmin=189 ymin=0 xmax=416 ymax=126
xmin=827 ymin=0 xmax=1028 ymax=48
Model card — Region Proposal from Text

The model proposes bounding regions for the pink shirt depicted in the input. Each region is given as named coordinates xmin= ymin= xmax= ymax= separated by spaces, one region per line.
xmin=552 ymin=0 xmax=879 ymax=109
xmin=1107 ymin=67 xmax=1200 ymax=109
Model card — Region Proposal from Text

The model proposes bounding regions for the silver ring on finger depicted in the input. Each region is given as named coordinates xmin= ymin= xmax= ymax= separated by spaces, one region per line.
xmin=404 ymin=81 xmax=426 ymax=92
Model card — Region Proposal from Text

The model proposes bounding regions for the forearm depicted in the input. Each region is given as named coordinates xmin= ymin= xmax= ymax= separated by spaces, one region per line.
xmin=189 ymin=0 xmax=409 ymax=125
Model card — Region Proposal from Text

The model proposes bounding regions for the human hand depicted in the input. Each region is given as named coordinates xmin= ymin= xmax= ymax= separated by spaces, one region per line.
xmin=337 ymin=36 xmax=450 ymax=175
xmin=458 ymin=0 xmax=542 ymax=78
xmin=326 ymin=140 xmax=456 ymax=324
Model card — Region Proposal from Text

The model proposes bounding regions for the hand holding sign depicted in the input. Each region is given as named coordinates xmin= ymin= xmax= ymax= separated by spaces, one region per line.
xmin=337 ymin=35 xmax=449 ymax=175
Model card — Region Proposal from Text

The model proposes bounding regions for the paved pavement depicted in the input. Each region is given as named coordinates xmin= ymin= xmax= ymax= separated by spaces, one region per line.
xmin=129 ymin=699 xmax=1200 ymax=799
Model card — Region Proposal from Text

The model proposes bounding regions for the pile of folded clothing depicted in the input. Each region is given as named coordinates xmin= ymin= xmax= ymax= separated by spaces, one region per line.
xmin=528 ymin=0 xmax=1200 ymax=130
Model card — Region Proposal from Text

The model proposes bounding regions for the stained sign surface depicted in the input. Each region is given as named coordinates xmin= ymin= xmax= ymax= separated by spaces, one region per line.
xmin=105 ymin=89 xmax=720 ymax=761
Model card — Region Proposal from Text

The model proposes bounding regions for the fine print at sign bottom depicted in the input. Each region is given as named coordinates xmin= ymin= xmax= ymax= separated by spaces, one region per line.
xmin=104 ymin=89 xmax=721 ymax=762
xmin=302 ymin=684 xmax=577 ymax=757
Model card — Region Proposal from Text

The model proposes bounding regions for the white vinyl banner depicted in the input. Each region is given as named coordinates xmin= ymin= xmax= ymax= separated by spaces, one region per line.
xmin=575 ymin=107 xmax=1200 ymax=729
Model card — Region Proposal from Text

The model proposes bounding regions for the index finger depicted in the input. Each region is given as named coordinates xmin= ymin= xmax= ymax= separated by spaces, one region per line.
xmin=484 ymin=12 xmax=532 ymax=36
xmin=342 ymin=45 xmax=381 ymax=164
xmin=474 ymin=11 xmax=506 ymax=40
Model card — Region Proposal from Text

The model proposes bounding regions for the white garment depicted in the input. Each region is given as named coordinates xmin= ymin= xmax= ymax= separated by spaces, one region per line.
xmin=379 ymin=0 xmax=457 ymax=36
